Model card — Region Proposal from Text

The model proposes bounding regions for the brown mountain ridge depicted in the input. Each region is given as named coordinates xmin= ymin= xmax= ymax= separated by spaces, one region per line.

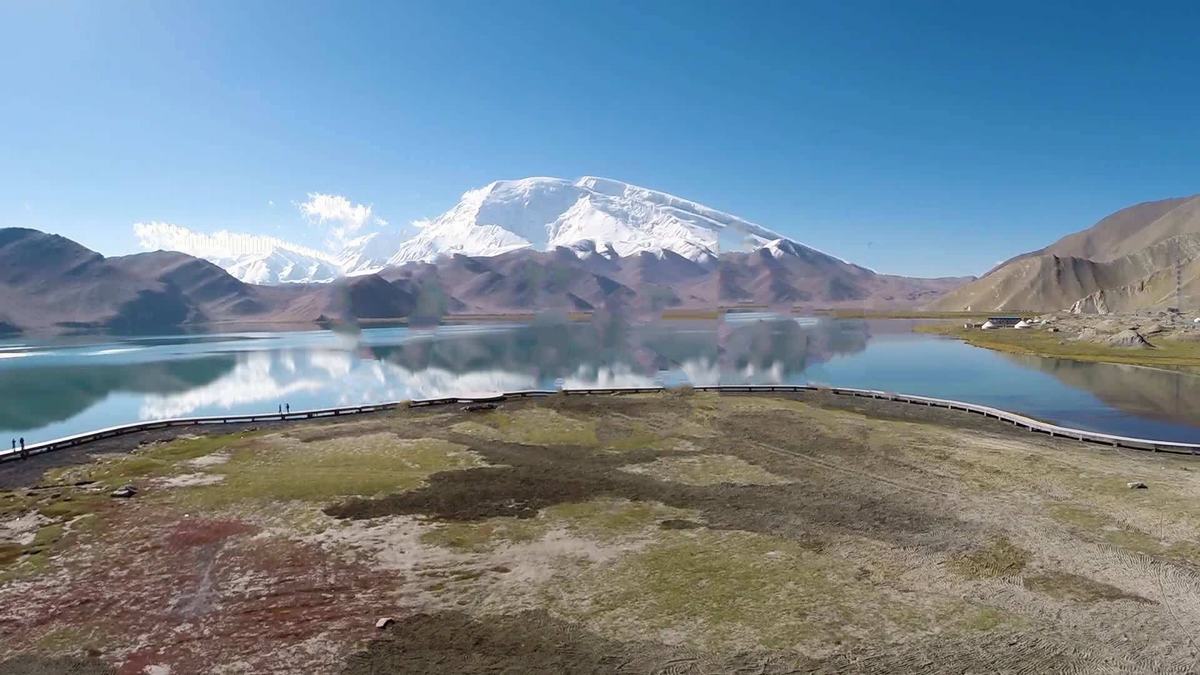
xmin=0 ymin=227 xmax=968 ymax=333
xmin=930 ymin=194 xmax=1200 ymax=313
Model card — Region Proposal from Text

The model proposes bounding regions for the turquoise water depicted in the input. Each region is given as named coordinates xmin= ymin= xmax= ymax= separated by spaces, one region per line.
xmin=0 ymin=316 xmax=1197 ymax=444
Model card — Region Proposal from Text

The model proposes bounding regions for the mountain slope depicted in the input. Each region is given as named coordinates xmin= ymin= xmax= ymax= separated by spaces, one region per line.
xmin=137 ymin=176 xmax=941 ymax=300
xmin=718 ymin=240 xmax=966 ymax=308
xmin=930 ymin=195 xmax=1200 ymax=312
xmin=375 ymin=240 xmax=967 ymax=315
xmin=0 ymin=227 xmax=968 ymax=332
xmin=0 ymin=229 xmax=193 ymax=331
xmin=343 ymin=176 xmax=849 ymax=271
xmin=0 ymin=230 xmax=350 ymax=332
xmin=109 ymin=251 xmax=272 ymax=318
xmin=1038 ymin=195 xmax=1199 ymax=262
xmin=133 ymin=222 xmax=342 ymax=284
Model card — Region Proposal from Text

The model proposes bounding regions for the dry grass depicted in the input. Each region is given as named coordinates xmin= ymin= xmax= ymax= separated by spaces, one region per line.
xmin=619 ymin=454 xmax=791 ymax=486
xmin=4 ymin=392 xmax=1200 ymax=673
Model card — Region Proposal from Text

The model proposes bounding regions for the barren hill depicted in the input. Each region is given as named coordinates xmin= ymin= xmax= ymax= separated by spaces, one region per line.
xmin=931 ymin=195 xmax=1200 ymax=312
xmin=0 ymin=227 xmax=967 ymax=333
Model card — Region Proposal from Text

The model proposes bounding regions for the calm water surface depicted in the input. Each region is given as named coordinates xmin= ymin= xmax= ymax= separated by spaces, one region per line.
xmin=1 ymin=316 xmax=1197 ymax=444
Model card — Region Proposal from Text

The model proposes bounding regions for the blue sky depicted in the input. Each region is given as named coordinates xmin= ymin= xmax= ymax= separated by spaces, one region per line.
xmin=1 ymin=0 xmax=1197 ymax=277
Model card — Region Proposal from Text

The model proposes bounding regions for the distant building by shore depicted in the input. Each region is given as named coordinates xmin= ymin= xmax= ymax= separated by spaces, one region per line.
xmin=981 ymin=316 xmax=1024 ymax=330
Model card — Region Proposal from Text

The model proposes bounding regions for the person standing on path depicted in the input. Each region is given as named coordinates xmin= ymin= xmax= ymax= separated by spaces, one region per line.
xmin=19 ymin=437 xmax=25 ymax=460
xmin=279 ymin=404 xmax=283 ymax=415
xmin=285 ymin=403 xmax=290 ymax=414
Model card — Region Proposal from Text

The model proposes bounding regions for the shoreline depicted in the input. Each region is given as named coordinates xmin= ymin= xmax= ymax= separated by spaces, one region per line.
xmin=4 ymin=386 xmax=1197 ymax=485
xmin=916 ymin=322 xmax=1200 ymax=372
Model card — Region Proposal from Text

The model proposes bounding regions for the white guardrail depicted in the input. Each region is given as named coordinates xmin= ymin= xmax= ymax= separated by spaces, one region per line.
xmin=1 ymin=385 xmax=1197 ymax=463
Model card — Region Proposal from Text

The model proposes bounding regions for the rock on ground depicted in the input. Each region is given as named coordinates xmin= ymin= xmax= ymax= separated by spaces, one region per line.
xmin=1106 ymin=329 xmax=1153 ymax=349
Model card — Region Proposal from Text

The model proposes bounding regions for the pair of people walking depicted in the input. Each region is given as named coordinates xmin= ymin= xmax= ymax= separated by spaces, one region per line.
xmin=9 ymin=400 xmax=300 ymax=463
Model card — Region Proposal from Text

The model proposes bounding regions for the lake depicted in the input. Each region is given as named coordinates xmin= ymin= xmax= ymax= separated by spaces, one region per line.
xmin=1 ymin=315 xmax=1198 ymax=444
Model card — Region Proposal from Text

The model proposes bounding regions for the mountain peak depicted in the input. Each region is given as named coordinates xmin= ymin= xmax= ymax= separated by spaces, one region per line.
xmin=762 ymin=238 xmax=807 ymax=258
xmin=135 ymin=177 xmax=845 ymax=284
xmin=349 ymin=175 xmax=824 ymax=271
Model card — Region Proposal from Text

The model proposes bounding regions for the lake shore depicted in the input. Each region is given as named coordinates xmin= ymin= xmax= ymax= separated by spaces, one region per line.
xmin=916 ymin=311 xmax=1200 ymax=371
xmin=3 ymin=391 xmax=1198 ymax=673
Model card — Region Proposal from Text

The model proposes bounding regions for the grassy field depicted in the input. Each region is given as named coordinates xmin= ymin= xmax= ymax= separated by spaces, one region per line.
xmin=918 ymin=322 xmax=1200 ymax=370
xmin=2 ymin=391 xmax=1200 ymax=673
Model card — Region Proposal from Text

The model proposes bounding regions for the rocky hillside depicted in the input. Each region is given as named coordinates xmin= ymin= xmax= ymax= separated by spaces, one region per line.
xmin=0 ymin=230 xmax=349 ymax=332
xmin=0 ymin=227 xmax=966 ymax=333
xmin=930 ymin=195 xmax=1200 ymax=313
xmin=0 ymin=229 xmax=194 ymax=332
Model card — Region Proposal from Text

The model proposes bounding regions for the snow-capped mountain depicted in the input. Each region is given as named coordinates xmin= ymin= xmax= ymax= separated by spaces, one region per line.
xmin=135 ymin=177 xmax=847 ymax=283
xmin=133 ymin=222 xmax=342 ymax=284
xmin=335 ymin=230 xmax=408 ymax=277
xmin=219 ymin=248 xmax=342 ymax=285
xmin=340 ymin=176 xmax=807 ymax=273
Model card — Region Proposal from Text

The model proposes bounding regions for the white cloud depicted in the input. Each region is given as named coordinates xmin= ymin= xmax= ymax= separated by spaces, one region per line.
xmin=299 ymin=192 xmax=387 ymax=248
xmin=132 ymin=221 xmax=337 ymax=264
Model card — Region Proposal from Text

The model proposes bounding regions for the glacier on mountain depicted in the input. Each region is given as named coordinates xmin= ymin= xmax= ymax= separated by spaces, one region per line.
xmin=133 ymin=222 xmax=342 ymax=284
xmin=362 ymin=176 xmax=793 ymax=270
xmin=135 ymin=177 xmax=838 ymax=283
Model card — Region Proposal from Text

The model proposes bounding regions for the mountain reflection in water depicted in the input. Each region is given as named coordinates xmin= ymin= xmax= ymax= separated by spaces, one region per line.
xmin=1002 ymin=354 xmax=1200 ymax=438
xmin=0 ymin=316 xmax=1196 ymax=444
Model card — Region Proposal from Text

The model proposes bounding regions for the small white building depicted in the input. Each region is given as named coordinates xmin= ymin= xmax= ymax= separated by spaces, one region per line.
xmin=981 ymin=316 xmax=1023 ymax=330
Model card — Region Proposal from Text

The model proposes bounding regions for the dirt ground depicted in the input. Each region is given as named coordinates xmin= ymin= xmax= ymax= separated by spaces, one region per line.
xmin=2 ymin=390 xmax=1200 ymax=674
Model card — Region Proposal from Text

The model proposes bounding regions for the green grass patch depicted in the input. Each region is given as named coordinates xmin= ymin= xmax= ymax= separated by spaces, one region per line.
xmin=30 ymin=522 xmax=64 ymax=548
xmin=1102 ymin=527 xmax=1160 ymax=555
xmin=420 ymin=499 xmax=694 ymax=552
xmin=917 ymin=323 xmax=1200 ymax=369
xmin=581 ymin=532 xmax=843 ymax=646
xmin=32 ymin=624 xmax=111 ymax=654
xmin=1 ymin=489 xmax=108 ymax=581
xmin=565 ymin=530 xmax=975 ymax=650
xmin=8 ymin=522 xmax=69 ymax=577
xmin=420 ymin=518 xmax=548 ymax=553
xmin=1023 ymin=571 xmax=1150 ymax=604
xmin=958 ymin=605 xmax=1014 ymax=631
xmin=141 ymin=433 xmax=254 ymax=463
xmin=1050 ymin=504 xmax=1109 ymax=531
xmin=619 ymin=454 xmax=791 ymax=486
xmin=600 ymin=422 xmax=662 ymax=453
xmin=451 ymin=408 xmax=598 ymax=446
xmin=181 ymin=434 xmax=486 ymax=506
xmin=45 ymin=432 xmax=258 ymax=490
xmin=0 ymin=491 xmax=34 ymax=520
xmin=36 ymin=494 xmax=107 ymax=521
xmin=1049 ymin=503 xmax=1200 ymax=562
xmin=544 ymin=499 xmax=695 ymax=539
xmin=948 ymin=537 xmax=1032 ymax=579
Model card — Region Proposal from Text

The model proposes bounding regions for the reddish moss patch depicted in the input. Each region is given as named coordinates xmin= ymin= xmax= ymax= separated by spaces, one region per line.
xmin=165 ymin=518 xmax=257 ymax=549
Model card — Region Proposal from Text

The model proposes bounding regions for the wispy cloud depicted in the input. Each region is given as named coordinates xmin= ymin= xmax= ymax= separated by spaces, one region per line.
xmin=298 ymin=193 xmax=387 ymax=248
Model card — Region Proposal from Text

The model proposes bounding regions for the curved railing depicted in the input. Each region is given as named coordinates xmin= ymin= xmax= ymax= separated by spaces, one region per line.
xmin=1 ymin=384 xmax=1197 ymax=463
